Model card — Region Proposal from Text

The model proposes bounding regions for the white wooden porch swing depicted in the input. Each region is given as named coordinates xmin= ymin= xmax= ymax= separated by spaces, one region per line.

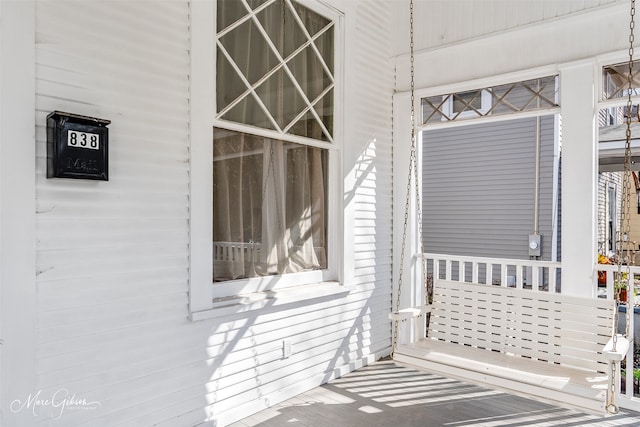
xmin=389 ymin=0 xmax=637 ymax=416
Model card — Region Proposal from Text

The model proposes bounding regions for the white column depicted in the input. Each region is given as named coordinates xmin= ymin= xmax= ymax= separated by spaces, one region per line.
xmin=0 ymin=1 xmax=37 ymax=425
xmin=189 ymin=0 xmax=215 ymax=314
xmin=559 ymin=61 xmax=597 ymax=297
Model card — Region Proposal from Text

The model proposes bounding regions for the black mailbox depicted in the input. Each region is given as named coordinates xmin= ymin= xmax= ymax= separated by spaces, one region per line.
xmin=47 ymin=111 xmax=110 ymax=180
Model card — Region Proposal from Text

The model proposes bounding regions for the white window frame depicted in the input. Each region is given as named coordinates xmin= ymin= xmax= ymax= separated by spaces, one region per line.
xmin=189 ymin=0 xmax=345 ymax=319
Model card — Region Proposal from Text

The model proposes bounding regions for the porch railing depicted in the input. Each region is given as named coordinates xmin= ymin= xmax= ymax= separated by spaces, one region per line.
xmin=213 ymin=241 xmax=262 ymax=263
xmin=422 ymin=252 xmax=561 ymax=292
xmin=596 ymin=263 xmax=640 ymax=406
xmin=595 ymin=263 xmax=640 ymax=301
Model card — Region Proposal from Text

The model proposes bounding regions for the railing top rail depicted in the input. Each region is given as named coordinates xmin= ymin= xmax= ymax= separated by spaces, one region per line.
xmin=597 ymin=263 xmax=640 ymax=273
xmin=419 ymin=252 xmax=561 ymax=269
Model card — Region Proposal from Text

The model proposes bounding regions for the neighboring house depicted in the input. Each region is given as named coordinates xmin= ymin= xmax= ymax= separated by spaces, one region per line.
xmin=422 ymin=114 xmax=560 ymax=262
xmin=597 ymin=171 xmax=623 ymax=255
xmin=597 ymin=112 xmax=640 ymax=261
xmin=629 ymin=173 xmax=640 ymax=257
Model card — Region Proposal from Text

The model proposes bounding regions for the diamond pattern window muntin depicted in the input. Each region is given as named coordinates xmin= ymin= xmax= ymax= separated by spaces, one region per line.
xmin=219 ymin=19 xmax=280 ymax=87
xmin=288 ymin=44 xmax=332 ymax=102
xmin=421 ymin=76 xmax=559 ymax=125
xmin=256 ymin=0 xmax=308 ymax=59
xmin=603 ymin=61 xmax=640 ymax=100
xmin=216 ymin=0 xmax=335 ymax=143
xmin=255 ymin=68 xmax=306 ymax=130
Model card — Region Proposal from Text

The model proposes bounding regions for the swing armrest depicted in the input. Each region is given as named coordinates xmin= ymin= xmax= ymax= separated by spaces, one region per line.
xmin=603 ymin=334 xmax=630 ymax=362
xmin=388 ymin=305 xmax=431 ymax=321
xmin=389 ymin=305 xmax=431 ymax=345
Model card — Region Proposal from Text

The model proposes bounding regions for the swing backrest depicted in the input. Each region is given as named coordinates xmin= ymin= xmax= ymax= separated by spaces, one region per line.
xmin=428 ymin=280 xmax=615 ymax=373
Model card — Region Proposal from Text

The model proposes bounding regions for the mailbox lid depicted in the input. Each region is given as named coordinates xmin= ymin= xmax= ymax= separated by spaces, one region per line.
xmin=46 ymin=111 xmax=111 ymax=127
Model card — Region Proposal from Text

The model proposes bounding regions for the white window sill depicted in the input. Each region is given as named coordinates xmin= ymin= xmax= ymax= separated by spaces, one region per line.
xmin=190 ymin=281 xmax=350 ymax=321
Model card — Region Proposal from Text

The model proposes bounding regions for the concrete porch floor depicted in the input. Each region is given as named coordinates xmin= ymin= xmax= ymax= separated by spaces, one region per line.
xmin=229 ymin=361 xmax=640 ymax=427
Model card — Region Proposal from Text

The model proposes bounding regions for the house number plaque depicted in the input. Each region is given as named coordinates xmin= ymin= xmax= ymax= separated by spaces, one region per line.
xmin=67 ymin=130 xmax=100 ymax=150
xmin=47 ymin=111 xmax=110 ymax=180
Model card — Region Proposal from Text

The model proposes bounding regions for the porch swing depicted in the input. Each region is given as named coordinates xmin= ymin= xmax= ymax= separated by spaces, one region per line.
xmin=389 ymin=0 xmax=635 ymax=415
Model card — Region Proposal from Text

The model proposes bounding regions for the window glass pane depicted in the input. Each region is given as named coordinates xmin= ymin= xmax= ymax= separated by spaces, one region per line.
xmin=219 ymin=19 xmax=279 ymax=86
xmin=289 ymin=109 xmax=328 ymax=141
xmin=421 ymin=96 xmax=447 ymax=123
xmin=247 ymin=0 xmax=270 ymax=9
xmin=452 ymin=91 xmax=482 ymax=114
xmin=315 ymin=29 xmax=334 ymax=75
xmin=217 ymin=0 xmax=249 ymax=33
xmin=257 ymin=0 xmax=307 ymax=59
xmin=603 ymin=61 xmax=640 ymax=100
xmin=216 ymin=51 xmax=248 ymax=113
xmin=255 ymin=67 xmax=306 ymax=130
xmin=288 ymin=45 xmax=331 ymax=102
xmin=315 ymin=88 xmax=333 ymax=138
xmin=494 ymin=84 xmax=531 ymax=111
xmin=292 ymin=1 xmax=331 ymax=36
xmin=213 ymin=128 xmax=328 ymax=282
xmin=221 ymin=95 xmax=277 ymax=130
xmin=490 ymin=83 xmax=519 ymax=115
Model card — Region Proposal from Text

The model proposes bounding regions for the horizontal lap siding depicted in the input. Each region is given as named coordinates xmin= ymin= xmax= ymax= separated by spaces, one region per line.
xmin=423 ymin=115 xmax=556 ymax=261
xmin=35 ymin=1 xmax=393 ymax=426
xmin=35 ymin=1 xmax=193 ymax=426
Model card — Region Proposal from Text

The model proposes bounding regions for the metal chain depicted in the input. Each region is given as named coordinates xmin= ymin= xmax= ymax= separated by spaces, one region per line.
xmin=618 ymin=0 xmax=636 ymax=339
xmin=392 ymin=0 xmax=416 ymax=358
xmin=608 ymin=0 xmax=636 ymax=414
xmin=408 ymin=0 xmax=428 ymax=305
xmin=606 ymin=360 xmax=620 ymax=414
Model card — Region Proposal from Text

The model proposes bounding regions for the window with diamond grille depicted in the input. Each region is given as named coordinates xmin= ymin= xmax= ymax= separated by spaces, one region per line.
xmin=214 ymin=0 xmax=335 ymax=282
xmin=216 ymin=0 xmax=334 ymax=141
xmin=421 ymin=76 xmax=559 ymax=124
xmin=603 ymin=61 xmax=640 ymax=101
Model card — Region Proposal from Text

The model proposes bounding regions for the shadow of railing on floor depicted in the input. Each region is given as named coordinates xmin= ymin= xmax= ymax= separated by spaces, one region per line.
xmin=234 ymin=362 xmax=640 ymax=427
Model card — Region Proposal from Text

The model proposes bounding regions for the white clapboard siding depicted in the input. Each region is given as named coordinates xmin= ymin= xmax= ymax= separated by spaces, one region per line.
xmin=395 ymin=0 xmax=619 ymax=53
xmin=36 ymin=286 xmax=391 ymax=425
xmin=33 ymin=0 xmax=394 ymax=425
xmin=37 ymin=288 xmax=390 ymax=400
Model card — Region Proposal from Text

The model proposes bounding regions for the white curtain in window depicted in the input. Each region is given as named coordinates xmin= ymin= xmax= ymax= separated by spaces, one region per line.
xmin=213 ymin=135 xmax=326 ymax=281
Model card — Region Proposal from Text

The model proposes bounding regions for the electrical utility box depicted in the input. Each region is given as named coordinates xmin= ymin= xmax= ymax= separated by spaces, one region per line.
xmin=528 ymin=234 xmax=542 ymax=257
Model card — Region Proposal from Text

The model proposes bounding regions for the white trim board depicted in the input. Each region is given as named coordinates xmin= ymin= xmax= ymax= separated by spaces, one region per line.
xmin=0 ymin=1 xmax=37 ymax=425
